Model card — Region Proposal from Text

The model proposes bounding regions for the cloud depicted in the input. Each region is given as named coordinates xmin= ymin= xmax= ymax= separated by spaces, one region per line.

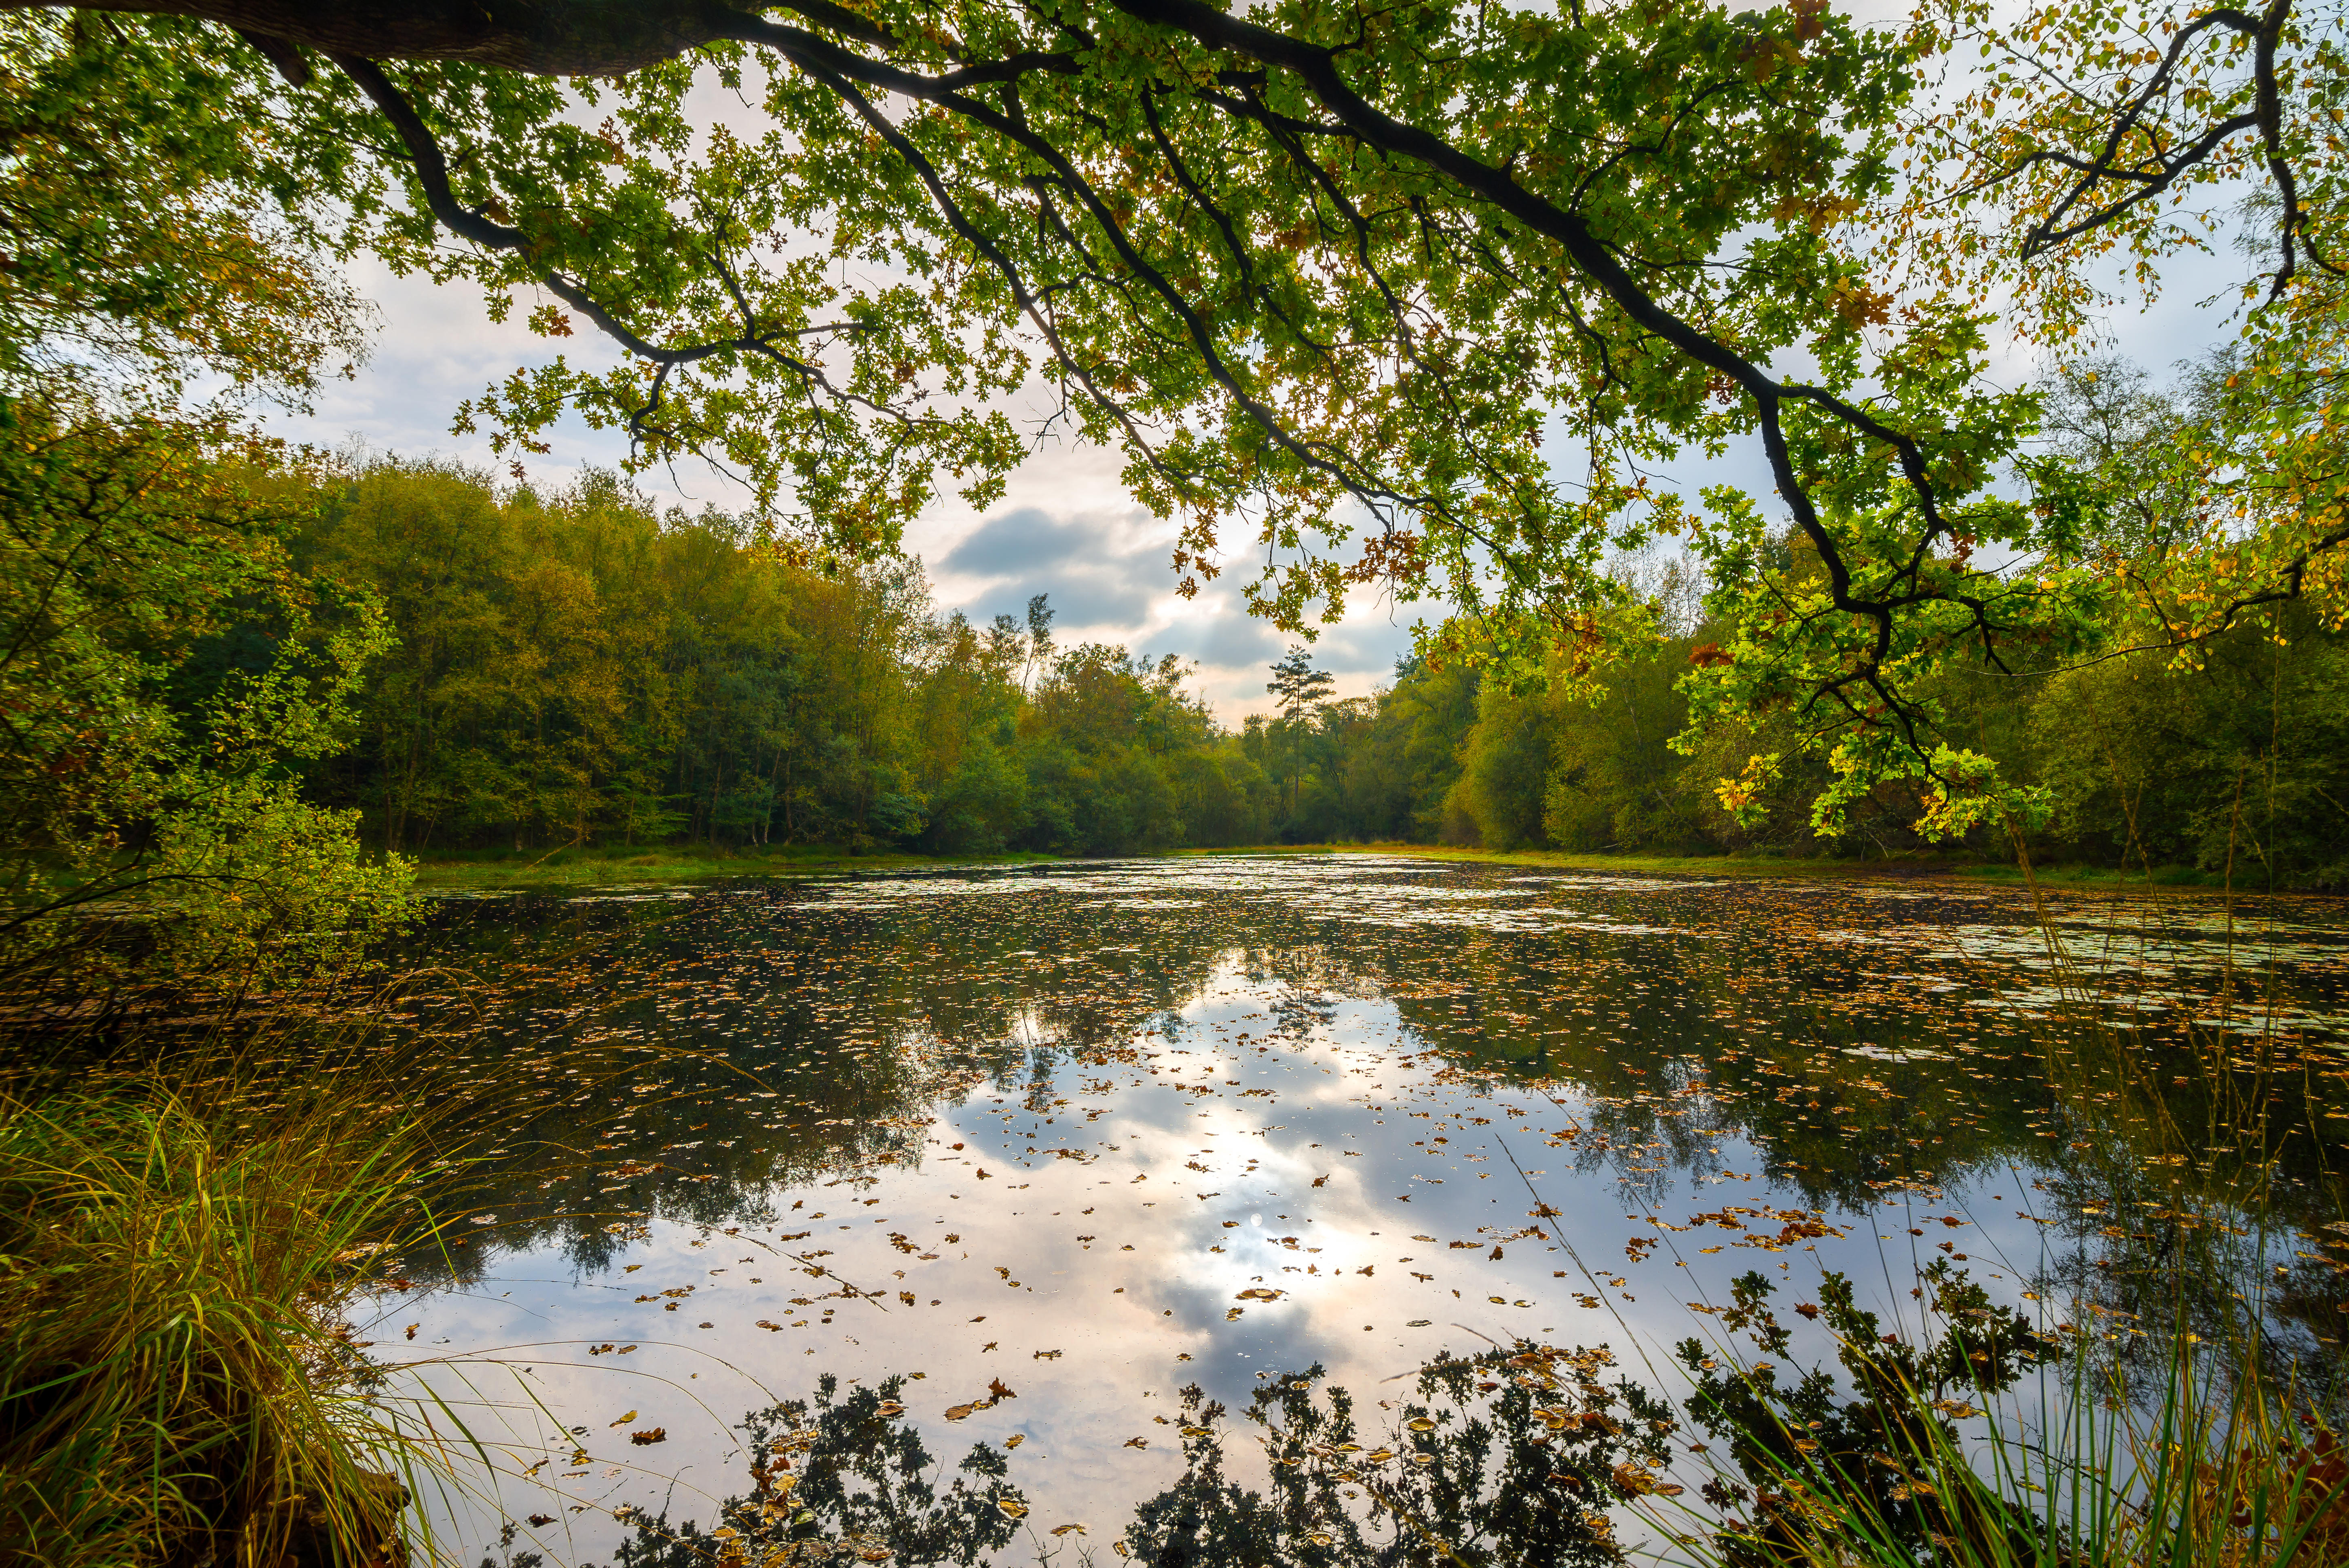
xmin=268 ymin=256 xmax=1437 ymax=722
xmin=940 ymin=507 xmax=1110 ymax=579
xmin=1188 ymin=614 xmax=1287 ymax=672
xmin=935 ymin=504 xmax=1174 ymax=637
xmin=1298 ymin=618 xmax=1417 ymax=677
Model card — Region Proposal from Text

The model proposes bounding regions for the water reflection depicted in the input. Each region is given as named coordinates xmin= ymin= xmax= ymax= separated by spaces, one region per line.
xmin=596 ymin=1340 xmax=1672 ymax=1568
xmin=611 ymin=1375 xmax=1022 ymax=1568
xmin=378 ymin=857 xmax=2349 ymax=1564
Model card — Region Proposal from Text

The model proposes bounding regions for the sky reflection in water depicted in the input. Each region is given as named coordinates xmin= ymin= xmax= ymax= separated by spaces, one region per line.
xmin=380 ymin=856 xmax=2349 ymax=1565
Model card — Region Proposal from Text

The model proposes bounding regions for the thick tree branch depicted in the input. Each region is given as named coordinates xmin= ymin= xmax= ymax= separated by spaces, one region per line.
xmin=9 ymin=0 xmax=748 ymax=71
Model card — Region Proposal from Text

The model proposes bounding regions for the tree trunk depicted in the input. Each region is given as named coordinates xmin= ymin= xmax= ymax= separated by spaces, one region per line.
xmin=19 ymin=0 xmax=748 ymax=75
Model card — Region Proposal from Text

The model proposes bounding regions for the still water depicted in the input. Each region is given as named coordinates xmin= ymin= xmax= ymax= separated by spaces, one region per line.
xmin=375 ymin=856 xmax=2349 ymax=1565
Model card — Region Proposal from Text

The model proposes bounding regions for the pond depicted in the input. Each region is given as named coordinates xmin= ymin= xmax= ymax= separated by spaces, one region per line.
xmin=374 ymin=855 xmax=2349 ymax=1566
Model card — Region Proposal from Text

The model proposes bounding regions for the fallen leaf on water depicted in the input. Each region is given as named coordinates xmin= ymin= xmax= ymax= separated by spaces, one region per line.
xmin=944 ymin=1404 xmax=976 ymax=1421
xmin=608 ymin=1411 xmax=638 ymax=1427
xmin=630 ymin=1428 xmax=667 ymax=1445
xmin=988 ymin=1378 xmax=1016 ymax=1401
xmin=1005 ymin=1434 xmax=1025 ymax=1450
xmin=1050 ymin=1524 xmax=1087 ymax=1536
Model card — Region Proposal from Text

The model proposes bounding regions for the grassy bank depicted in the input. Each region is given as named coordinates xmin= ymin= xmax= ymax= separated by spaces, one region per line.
xmin=1178 ymin=842 xmax=1924 ymax=878
xmin=408 ymin=843 xmax=1065 ymax=891
xmin=408 ymin=840 xmax=1868 ymax=892
xmin=1187 ymin=841 xmax=2267 ymax=887
xmin=408 ymin=839 xmax=2252 ymax=893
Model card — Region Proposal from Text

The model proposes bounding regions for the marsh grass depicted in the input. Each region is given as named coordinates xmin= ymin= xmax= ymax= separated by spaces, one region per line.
xmin=1640 ymin=1313 xmax=2349 ymax=1567
xmin=1606 ymin=840 xmax=2349 ymax=1567
xmin=0 ymin=1077 xmax=415 ymax=1567
xmin=0 ymin=1030 xmax=510 ymax=1568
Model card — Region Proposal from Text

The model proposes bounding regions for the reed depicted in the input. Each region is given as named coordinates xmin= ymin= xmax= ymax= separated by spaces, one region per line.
xmin=1630 ymin=839 xmax=2349 ymax=1567
xmin=1646 ymin=1319 xmax=2348 ymax=1567
xmin=0 ymin=1050 xmax=471 ymax=1568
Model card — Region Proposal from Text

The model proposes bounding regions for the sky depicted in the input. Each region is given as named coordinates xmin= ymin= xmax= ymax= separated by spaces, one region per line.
xmin=266 ymin=76 xmax=2254 ymax=726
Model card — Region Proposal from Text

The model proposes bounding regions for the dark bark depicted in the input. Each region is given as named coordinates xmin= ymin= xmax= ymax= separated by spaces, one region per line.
xmin=13 ymin=0 xmax=750 ymax=72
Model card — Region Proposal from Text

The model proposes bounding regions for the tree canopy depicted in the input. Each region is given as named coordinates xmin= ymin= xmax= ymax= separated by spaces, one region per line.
xmin=8 ymin=0 xmax=2347 ymax=835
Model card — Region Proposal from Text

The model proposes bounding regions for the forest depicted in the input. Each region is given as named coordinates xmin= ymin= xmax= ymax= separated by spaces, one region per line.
xmin=266 ymin=455 xmax=2348 ymax=883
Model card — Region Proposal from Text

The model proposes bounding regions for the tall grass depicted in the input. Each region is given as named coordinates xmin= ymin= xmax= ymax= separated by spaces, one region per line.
xmin=0 ymin=1053 xmax=467 ymax=1568
xmin=1644 ymin=1312 xmax=2349 ymax=1566
xmin=1616 ymin=843 xmax=2349 ymax=1567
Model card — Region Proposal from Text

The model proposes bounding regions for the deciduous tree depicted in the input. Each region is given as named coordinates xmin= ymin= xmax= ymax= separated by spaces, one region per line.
xmin=15 ymin=0 xmax=2342 ymax=831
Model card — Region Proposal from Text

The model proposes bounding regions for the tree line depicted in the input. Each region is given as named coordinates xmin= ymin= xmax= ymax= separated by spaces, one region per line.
xmin=292 ymin=460 xmax=1266 ymax=857
xmin=279 ymin=459 xmax=2348 ymax=885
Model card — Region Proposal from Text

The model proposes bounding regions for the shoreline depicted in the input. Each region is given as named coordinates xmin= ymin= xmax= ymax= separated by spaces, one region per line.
xmin=405 ymin=841 xmax=2266 ymax=894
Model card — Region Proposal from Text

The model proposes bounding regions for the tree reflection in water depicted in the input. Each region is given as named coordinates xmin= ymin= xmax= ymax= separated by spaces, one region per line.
xmin=612 ymin=1376 xmax=1021 ymax=1568
xmin=1672 ymin=1267 xmax=2055 ymax=1567
xmin=605 ymin=1342 xmax=1676 ymax=1567
xmin=1124 ymin=1343 xmax=1675 ymax=1568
